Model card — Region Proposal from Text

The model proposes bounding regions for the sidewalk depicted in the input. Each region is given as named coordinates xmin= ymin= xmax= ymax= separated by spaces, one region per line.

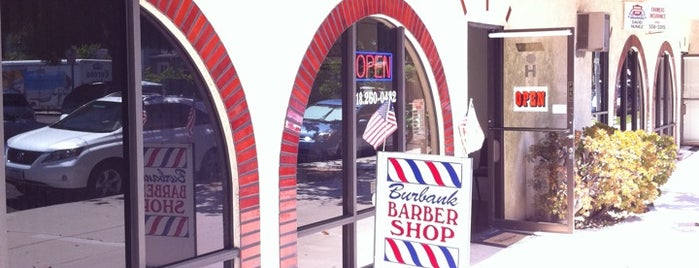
xmin=470 ymin=147 xmax=699 ymax=268
xmin=6 ymin=147 xmax=699 ymax=267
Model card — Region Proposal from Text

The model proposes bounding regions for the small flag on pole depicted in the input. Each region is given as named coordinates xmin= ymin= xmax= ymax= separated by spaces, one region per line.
xmin=459 ymin=98 xmax=485 ymax=155
xmin=185 ymin=101 xmax=196 ymax=140
xmin=362 ymin=101 xmax=398 ymax=149
xmin=142 ymin=109 xmax=147 ymax=127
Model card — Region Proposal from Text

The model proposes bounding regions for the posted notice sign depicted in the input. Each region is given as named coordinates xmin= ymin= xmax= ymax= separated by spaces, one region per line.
xmin=374 ymin=152 xmax=472 ymax=268
xmin=144 ymin=144 xmax=196 ymax=266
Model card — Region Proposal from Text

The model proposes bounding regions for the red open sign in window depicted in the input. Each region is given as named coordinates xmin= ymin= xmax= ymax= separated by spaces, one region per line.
xmin=356 ymin=51 xmax=392 ymax=82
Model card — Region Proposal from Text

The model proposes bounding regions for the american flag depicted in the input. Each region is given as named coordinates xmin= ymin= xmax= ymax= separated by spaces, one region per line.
xmin=362 ymin=101 xmax=397 ymax=149
xmin=185 ymin=102 xmax=195 ymax=139
xmin=142 ymin=109 xmax=147 ymax=126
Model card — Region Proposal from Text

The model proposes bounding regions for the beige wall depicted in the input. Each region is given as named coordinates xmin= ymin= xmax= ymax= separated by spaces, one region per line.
xmin=491 ymin=0 xmax=688 ymax=133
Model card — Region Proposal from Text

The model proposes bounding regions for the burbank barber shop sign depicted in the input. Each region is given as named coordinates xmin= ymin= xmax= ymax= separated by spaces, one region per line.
xmin=374 ymin=152 xmax=471 ymax=267
xmin=143 ymin=144 xmax=196 ymax=266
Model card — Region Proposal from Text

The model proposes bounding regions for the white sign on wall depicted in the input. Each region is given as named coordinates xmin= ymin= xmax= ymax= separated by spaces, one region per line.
xmin=374 ymin=152 xmax=471 ymax=267
xmin=624 ymin=2 xmax=666 ymax=32
xmin=144 ymin=144 xmax=196 ymax=266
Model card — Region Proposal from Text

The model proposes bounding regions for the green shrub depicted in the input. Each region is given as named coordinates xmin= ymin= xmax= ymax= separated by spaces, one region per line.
xmin=574 ymin=122 xmax=677 ymax=225
xmin=529 ymin=122 xmax=677 ymax=227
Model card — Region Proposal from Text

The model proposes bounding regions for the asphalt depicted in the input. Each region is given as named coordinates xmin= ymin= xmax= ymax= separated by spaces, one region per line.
xmin=5 ymin=146 xmax=699 ymax=267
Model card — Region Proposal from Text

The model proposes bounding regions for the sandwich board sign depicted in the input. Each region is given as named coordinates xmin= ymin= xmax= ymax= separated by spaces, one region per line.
xmin=374 ymin=152 xmax=472 ymax=267
xmin=143 ymin=144 xmax=196 ymax=266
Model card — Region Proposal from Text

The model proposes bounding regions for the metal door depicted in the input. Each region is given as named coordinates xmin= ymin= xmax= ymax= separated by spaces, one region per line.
xmin=488 ymin=28 xmax=575 ymax=233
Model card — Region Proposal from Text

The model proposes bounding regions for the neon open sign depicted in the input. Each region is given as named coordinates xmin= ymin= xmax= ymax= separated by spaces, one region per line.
xmin=355 ymin=51 xmax=392 ymax=82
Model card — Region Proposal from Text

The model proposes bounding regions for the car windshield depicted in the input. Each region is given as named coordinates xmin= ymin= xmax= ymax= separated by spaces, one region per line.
xmin=303 ymin=104 xmax=342 ymax=121
xmin=51 ymin=100 xmax=122 ymax=132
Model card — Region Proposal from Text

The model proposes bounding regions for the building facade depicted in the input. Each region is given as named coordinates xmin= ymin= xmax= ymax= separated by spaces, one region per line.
xmin=0 ymin=0 xmax=694 ymax=267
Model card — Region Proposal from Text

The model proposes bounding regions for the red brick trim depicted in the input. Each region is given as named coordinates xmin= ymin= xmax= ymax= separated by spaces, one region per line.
xmin=279 ymin=0 xmax=454 ymax=267
xmin=145 ymin=1 xmax=261 ymax=267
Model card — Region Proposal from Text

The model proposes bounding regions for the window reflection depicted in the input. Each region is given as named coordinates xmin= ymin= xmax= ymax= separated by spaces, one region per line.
xmin=3 ymin=1 xmax=127 ymax=267
xmin=654 ymin=53 xmax=674 ymax=136
xmin=3 ymin=2 xmax=229 ymax=266
xmin=140 ymin=13 xmax=228 ymax=263
xmin=614 ymin=50 xmax=644 ymax=131
xmin=591 ymin=51 xmax=609 ymax=124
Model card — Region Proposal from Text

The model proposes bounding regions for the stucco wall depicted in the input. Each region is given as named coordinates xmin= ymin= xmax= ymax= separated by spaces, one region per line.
xmin=194 ymin=1 xmax=469 ymax=267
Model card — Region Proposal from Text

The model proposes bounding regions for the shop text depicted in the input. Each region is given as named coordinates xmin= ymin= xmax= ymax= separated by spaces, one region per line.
xmin=388 ymin=183 xmax=459 ymax=206
xmin=386 ymin=183 xmax=459 ymax=243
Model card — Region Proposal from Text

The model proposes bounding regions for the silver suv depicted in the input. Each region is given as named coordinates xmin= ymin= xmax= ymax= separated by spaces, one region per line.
xmin=5 ymin=92 xmax=220 ymax=197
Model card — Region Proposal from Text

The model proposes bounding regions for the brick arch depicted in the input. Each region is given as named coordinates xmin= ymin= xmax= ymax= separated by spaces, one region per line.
xmin=615 ymin=35 xmax=649 ymax=87
xmin=278 ymin=0 xmax=454 ymax=267
xmin=144 ymin=1 xmax=261 ymax=267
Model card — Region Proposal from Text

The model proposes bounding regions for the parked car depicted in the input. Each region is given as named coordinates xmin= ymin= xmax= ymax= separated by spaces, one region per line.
xmin=3 ymin=91 xmax=45 ymax=142
xmin=60 ymin=81 xmax=164 ymax=115
xmin=5 ymin=92 xmax=220 ymax=197
xmin=298 ymin=99 xmax=386 ymax=162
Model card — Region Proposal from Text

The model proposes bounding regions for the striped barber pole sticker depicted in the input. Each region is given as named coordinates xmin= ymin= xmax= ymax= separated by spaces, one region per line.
xmin=384 ymin=238 xmax=459 ymax=268
xmin=145 ymin=215 xmax=190 ymax=237
xmin=386 ymin=157 xmax=462 ymax=188
xmin=144 ymin=147 xmax=188 ymax=168
xmin=144 ymin=144 xmax=196 ymax=266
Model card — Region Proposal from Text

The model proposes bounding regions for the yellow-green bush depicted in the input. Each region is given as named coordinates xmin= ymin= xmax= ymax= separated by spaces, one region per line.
xmin=574 ymin=122 xmax=677 ymax=223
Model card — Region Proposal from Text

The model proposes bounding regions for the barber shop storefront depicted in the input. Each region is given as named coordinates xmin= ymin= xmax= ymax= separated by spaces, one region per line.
xmin=0 ymin=0 xmax=690 ymax=267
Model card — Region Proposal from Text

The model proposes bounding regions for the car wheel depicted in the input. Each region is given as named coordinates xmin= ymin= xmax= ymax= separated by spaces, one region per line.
xmin=88 ymin=160 xmax=125 ymax=198
xmin=198 ymin=149 xmax=222 ymax=182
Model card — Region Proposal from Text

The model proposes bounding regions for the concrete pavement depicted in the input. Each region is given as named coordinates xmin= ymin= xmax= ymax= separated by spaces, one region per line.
xmin=470 ymin=146 xmax=699 ymax=268
xmin=5 ymin=147 xmax=699 ymax=267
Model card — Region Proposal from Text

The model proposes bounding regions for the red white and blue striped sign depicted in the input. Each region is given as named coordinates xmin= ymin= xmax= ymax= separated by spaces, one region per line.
xmin=144 ymin=147 xmax=188 ymax=168
xmin=145 ymin=215 xmax=190 ymax=237
xmin=384 ymin=238 xmax=459 ymax=268
xmin=386 ymin=157 xmax=462 ymax=188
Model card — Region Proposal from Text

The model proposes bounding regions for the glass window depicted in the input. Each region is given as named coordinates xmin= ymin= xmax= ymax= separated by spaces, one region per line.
xmin=654 ymin=53 xmax=674 ymax=135
xmin=140 ymin=13 xmax=230 ymax=266
xmin=2 ymin=1 xmax=127 ymax=267
xmin=297 ymin=17 xmax=437 ymax=266
xmin=591 ymin=51 xmax=609 ymax=124
xmin=614 ymin=50 xmax=644 ymax=131
xmin=2 ymin=2 xmax=232 ymax=266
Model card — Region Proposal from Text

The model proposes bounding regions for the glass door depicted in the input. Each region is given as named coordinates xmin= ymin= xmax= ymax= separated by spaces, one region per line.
xmin=682 ymin=55 xmax=699 ymax=145
xmin=488 ymin=28 xmax=575 ymax=233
